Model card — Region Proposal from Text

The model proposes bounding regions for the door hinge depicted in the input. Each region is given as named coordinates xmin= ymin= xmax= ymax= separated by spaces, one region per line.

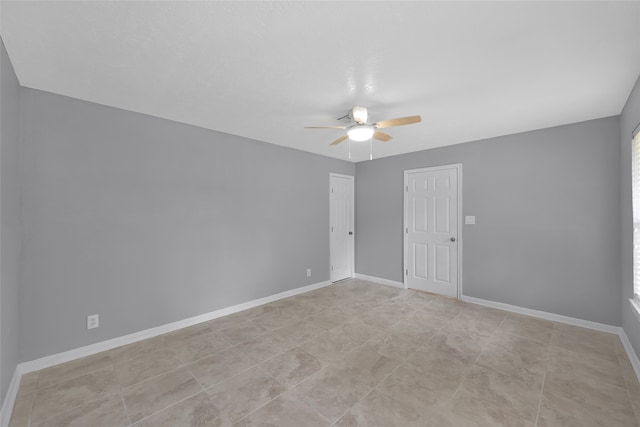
xmin=405 ymin=269 xmax=408 ymax=276
xmin=406 ymin=185 xmax=408 ymax=192
xmin=331 ymin=187 xmax=334 ymax=193
xmin=331 ymin=265 xmax=334 ymax=271
xmin=331 ymin=226 xmax=333 ymax=232
xmin=405 ymin=227 xmax=408 ymax=234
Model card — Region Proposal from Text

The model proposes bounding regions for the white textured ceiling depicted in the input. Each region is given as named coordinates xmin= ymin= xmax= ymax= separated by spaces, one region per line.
xmin=2 ymin=1 xmax=640 ymax=162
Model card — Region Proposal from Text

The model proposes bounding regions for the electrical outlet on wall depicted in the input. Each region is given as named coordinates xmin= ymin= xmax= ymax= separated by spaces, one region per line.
xmin=307 ymin=268 xmax=311 ymax=277
xmin=87 ymin=314 xmax=99 ymax=330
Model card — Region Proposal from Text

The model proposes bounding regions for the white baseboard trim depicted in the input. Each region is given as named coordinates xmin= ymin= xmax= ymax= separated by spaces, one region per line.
xmin=355 ymin=273 xmax=405 ymax=289
xmin=0 ymin=365 xmax=22 ymax=427
xmin=619 ymin=329 xmax=640 ymax=381
xmin=19 ymin=280 xmax=331 ymax=374
xmin=7 ymin=280 xmax=640 ymax=425
xmin=461 ymin=294 xmax=640 ymax=383
xmin=460 ymin=294 xmax=621 ymax=334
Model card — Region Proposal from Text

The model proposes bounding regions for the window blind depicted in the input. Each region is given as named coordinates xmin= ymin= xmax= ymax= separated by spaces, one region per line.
xmin=633 ymin=124 xmax=640 ymax=301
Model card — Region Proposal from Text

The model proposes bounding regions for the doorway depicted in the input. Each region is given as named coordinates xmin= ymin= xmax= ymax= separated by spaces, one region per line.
xmin=404 ymin=164 xmax=461 ymax=297
xmin=330 ymin=173 xmax=354 ymax=282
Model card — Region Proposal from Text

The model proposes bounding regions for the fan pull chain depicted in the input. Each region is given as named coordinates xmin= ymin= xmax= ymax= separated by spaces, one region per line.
xmin=369 ymin=139 xmax=373 ymax=160
xmin=348 ymin=139 xmax=351 ymax=160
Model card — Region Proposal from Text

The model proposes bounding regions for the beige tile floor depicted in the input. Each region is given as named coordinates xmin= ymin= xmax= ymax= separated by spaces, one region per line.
xmin=9 ymin=279 xmax=640 ymax=426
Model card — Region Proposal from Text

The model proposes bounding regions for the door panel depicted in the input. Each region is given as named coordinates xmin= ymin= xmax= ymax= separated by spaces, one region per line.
xmin=414 ymin=198 xmax=427 ymax=232
xmin=330 ymin=174 xmax=354 ymax=282
xmin=405 ymin=166 xmax=458 ymax=297
xmin=435 ymin=197 xmax=450 ymax=233
xmin=435 ymin=244 xmax=450 ymax=282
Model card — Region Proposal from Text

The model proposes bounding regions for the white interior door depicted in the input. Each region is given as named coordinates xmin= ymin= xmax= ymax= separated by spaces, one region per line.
xmin=404 ymin=165 xmax=460 ymax=297
xmin=330 ymin=174 xmax=354 ymax=282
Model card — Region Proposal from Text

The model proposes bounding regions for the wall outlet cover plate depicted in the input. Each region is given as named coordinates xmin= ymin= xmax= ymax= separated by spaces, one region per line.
xmin=87 ymin=314 xmax=99 ymax=330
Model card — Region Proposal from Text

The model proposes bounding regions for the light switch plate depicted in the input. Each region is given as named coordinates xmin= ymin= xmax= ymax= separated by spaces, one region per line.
xmin=465 ymin=216 xmax=476 ymax=225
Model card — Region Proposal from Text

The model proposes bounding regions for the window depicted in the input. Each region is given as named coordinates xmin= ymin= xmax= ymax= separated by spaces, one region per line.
xmin=633 ymin=124 xmax=640 ymax=304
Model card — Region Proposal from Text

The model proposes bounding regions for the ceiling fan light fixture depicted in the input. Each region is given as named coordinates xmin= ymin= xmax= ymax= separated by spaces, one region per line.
xmin=347 ymin=125 xmax=374 ymax=142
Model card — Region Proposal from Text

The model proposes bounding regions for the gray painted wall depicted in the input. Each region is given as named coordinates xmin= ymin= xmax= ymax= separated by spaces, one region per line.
xmin=1 ymin=39 xmax=22 ymax=402
xmin=356 ymin=117 xmax=621 ymax=326
xmin=621 ymin=73 xmax=640 ymax=356
xmin=19 ymin=88 xmax=354 ymax=360
xmin=8 ymin=64 xmax=636 ymax=365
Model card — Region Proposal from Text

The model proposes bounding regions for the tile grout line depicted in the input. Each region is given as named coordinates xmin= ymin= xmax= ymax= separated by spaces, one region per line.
xmin=119 ymin=365 xmax=191 ymax=394
xmin=498 ymin=314 xmax=550 ymax=426
xmin=110 ymin=356 xmax=131 ymax=427
xmin=120 ymin=392 xmax=132 ymax=427
xmin=368 ymin=300 xmax=463 ymax=412
xmin=32 ymin=362 xmax=112 ymax=393
xmin=184 ymin=363 xmax=207 ymax=393
xmin=126 ymin=389 xmax=204 ymax=426
xmin=449 ymin=316 xmax=503 ymax=403
xmin=292 ymin=358 xmax=369 ymax=426
xmin=534 ymin=371 xmax=546 ymax=427
xmin=330 ymin=312 xmax=434 ymax=426
xmin=227 ymin=366 xmax=319 ymax=427
xmin=172 ymin=342 xmax=233 ymax=367
xmin=27 ymin=363 xmax=115 ymax=426
xmin=111 ymin=340 xmax=173 ymax=367
xmin=26 ymin=385 xmax=36 ymax=427
xmin=127 ymin=355 xmax=208 ymax=426
xmin=621 ymin=368 xmax=640 ymax=425
xmin=370 ymin=361 xmax=405 ymax=401
xmin=630 ymin=386 xmax=640 ymax=425
xmin=188 ymin=357 xmax=260 ymax=394
xmin=329 ymin=386 xmax=375 ymax=426
xmin=23 ymin=373 xmax=41 ymax=427
xmin=116 ymin=373 xmax=133 ymax=427
xmin=28 ymin=364 xmax=120 ymax=427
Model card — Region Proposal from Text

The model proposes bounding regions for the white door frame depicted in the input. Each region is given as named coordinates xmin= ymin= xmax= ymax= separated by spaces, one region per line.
xmin=330 ymin=173 xmax=355 ymax=283
xmin=403 ymin=164 xmax=463 ymax=298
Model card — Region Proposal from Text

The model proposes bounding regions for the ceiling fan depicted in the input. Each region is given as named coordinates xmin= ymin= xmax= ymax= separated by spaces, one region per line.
xmin=305 ymin=105 xmax=421 ymax=146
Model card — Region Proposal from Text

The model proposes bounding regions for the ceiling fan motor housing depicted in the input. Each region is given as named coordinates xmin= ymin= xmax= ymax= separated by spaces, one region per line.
xmin=352 ymin=105 xmax=368 ymax=124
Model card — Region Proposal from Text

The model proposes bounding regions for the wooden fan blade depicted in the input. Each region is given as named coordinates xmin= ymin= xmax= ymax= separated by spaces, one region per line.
xmin=374 ymin=115 xmax=422 ymax=129
xmin=373 ymin=131 xmax=392 ymax=142
xmin=304 ymin=125 xmax=347 ymax=129
xmin=330 ymin=135 xmax=349 ymax=146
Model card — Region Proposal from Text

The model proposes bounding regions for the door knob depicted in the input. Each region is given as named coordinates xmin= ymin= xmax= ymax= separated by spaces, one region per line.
xmin=450 ymin=237 xmax=456 ymax=242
